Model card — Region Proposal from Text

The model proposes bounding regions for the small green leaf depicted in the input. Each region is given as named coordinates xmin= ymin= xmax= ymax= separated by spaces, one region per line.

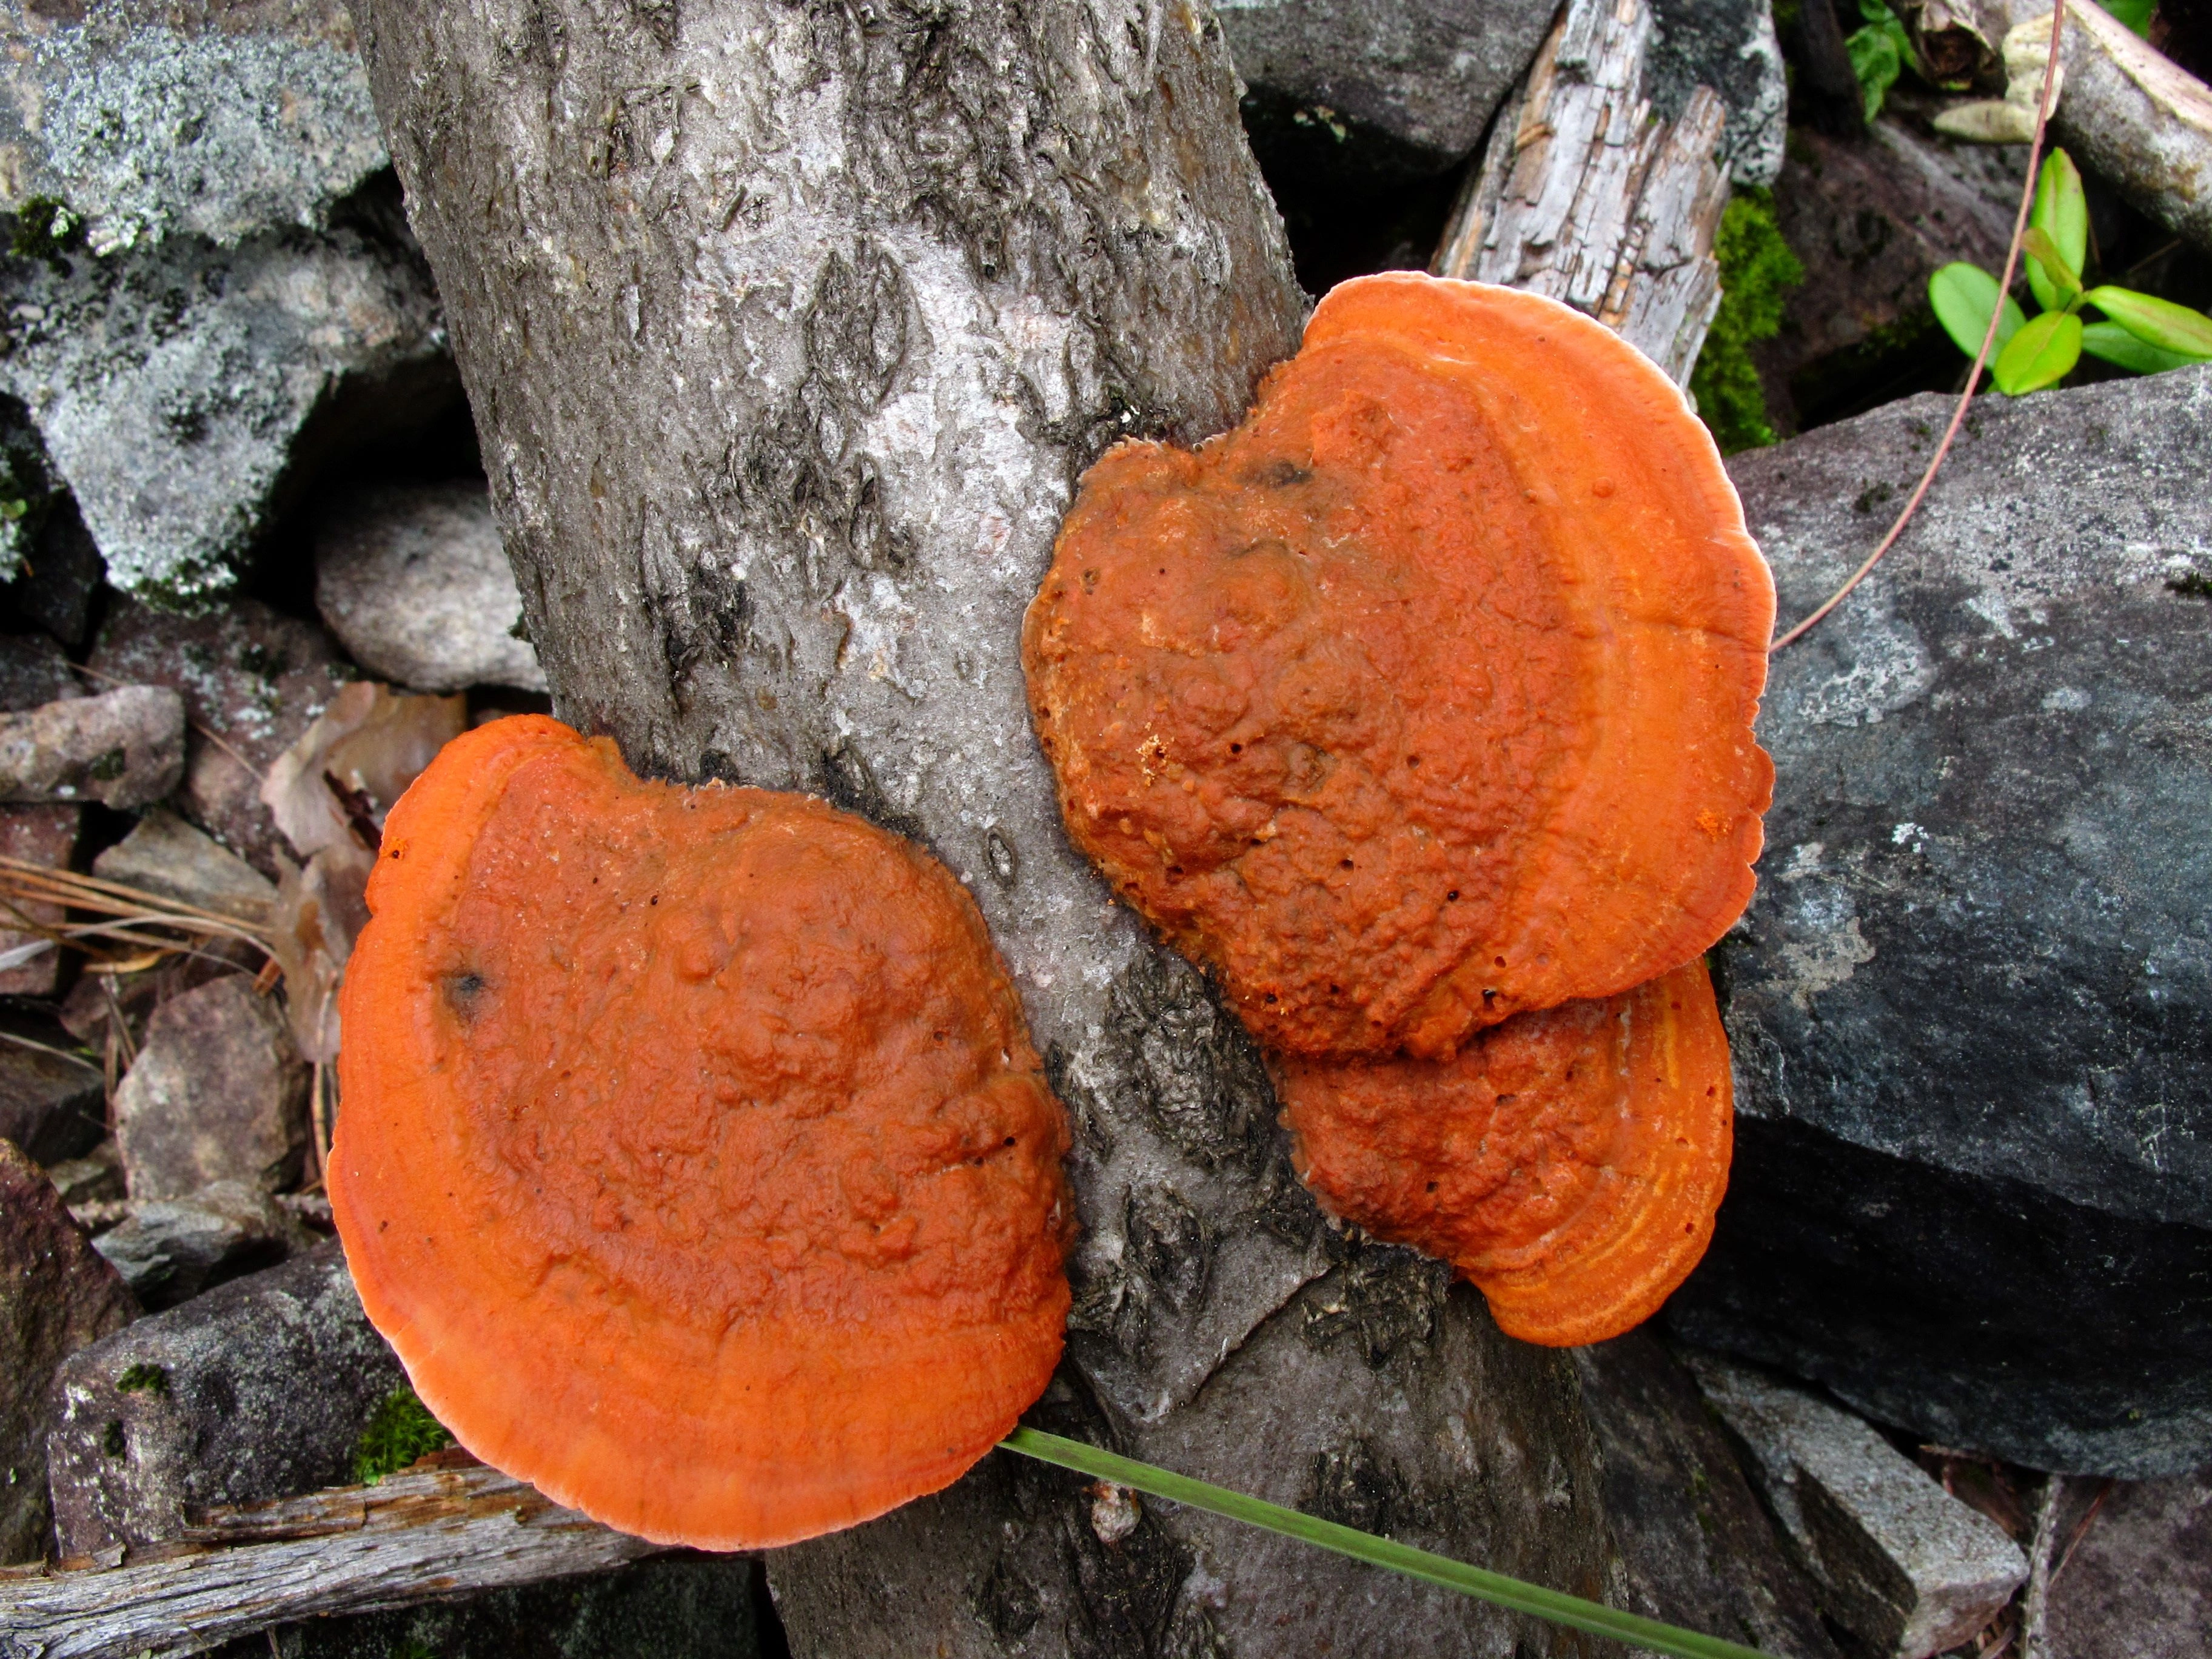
xmin=2080 ymin=321 xmax=2197 ymax=376
xmin=2082 ymin=286 xmax=2212 ymax=360
xmin=1993 ymin=310 xmax=2083 ymax=394
xmin=1846 ymin=5 xmax=1908 ymax=123
xmin=2026 ymin=150 xmax=2089 ymax=312
xmin=2097 ymin=0 xmax=2155 ymax=36
xmin=1928 ymin=263 xmax=2026 ymax=360
xmin=2020 ymin=229 xmax=2083 ymax=312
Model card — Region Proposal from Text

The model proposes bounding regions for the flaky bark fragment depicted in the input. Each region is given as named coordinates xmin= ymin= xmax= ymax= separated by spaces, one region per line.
xmin=1433 ymin=0 xmax=1732 ymax=384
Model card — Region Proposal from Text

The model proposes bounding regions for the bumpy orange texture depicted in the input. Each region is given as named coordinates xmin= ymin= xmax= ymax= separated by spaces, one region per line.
xmin=330 ymin=718 xmax=1072 ymax=1549
xmin=1024 ymin=273 xmax=1774 ymax=1058
xmin=1276 ymin=960 xmax=1732 ymax=1347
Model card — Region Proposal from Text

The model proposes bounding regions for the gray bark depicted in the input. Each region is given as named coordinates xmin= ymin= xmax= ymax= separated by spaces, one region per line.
xmin=347 ymin=1 xmax=1619 ymax=1654
xmin=1433 ymin=0 xmax=1731 ymax=386
xmin=0 ymin=1456 xmax=662 ymax=1659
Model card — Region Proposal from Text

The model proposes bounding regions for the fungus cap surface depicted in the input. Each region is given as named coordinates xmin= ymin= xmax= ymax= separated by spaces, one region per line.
xmin=1024 ymin=272 xmax=1774 ymax=1057
xmin=1276 ymin=959 xmax=1732 ymax=1347
xmin=330 ymin=717 xmax=1073 ymax=1549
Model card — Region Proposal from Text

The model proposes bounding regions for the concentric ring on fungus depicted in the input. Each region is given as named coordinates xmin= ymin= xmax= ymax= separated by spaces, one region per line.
xmin=330 ymin=717 xmax=1073 ymax=1549
xmin=1275 ymin=960 xmax=1732 ymax=1347
xmin=1023 ymin=273 xmax=1775 ymax=1059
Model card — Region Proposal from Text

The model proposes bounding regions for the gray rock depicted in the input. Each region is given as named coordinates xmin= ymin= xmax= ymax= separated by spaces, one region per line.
xmin=1574 ymin=1333 xmax=1843 ymax=1659
xmin=1687 ymin=1356 xmax=2027 ymax=1658
xmin=1220 ymin=1 xmax=1555 ymax=172
xmin=1671 ymin=364 xmax=2212 ymax=1478
xmin=0 ymin=395 xmax=64 ymax=586
xmin=1647 ymin=0 xmax=1789 ymax=186
xmin=0 ymin=1024 xmax=104 ymax=1166
xmin=112 ymin=974 xmax=308 ymax=1201
xmin=0 ymin=632 xmax=79 ymax=712
xmin=0 ymin=683 xmax=184 ymax=807
xmin=0 ymin=1136 xmax=137 ymax=1564
xmin=44 ymin=1140 xmax=124 ymax=1208
xmin=314 ymin=482 xmax=547 ymax=693
xmin=92 ymin=1178 xmax=317 ymax=1311
xmin=2042 ymin=1471 xmax=2211 ymax=1657
xmin=0 ymin=1 xmax=386 ymax=258
xmin=90 ymin=596 xmax=354 ymax=872
xmin=0 ymin=803 xmax=78 ymax=996
xmin=44 ymin=1241 xmax=404 ymax=1555
xmin=774 ymin=1250 xmax=1617 ymax=1659
xmin=0 ymin=221 xmax=447 ymax=602
xmin=0 ymin=494 xmax=104 ymax=649
xmin=93 ymin=808 xmax=279 ymax=928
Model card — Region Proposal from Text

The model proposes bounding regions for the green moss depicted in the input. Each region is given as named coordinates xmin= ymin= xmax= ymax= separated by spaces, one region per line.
xmin=354 ymin=1387 xmax=455 ymax=1485
xmin=10 ymin=195 xmax=82 ymax=261
xmin=115 ymin=1362 xmax=169 ymax=1396
xmin=1689 ymin=190 xmax=1806 ymax=456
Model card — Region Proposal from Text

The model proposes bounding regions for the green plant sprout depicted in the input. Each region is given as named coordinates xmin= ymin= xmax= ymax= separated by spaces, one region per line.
xmin=1002 ymin=1429 xmax=1781 ymax=1659
xmin=1846 ymin=0 xmax=1919 ymax=121
xmin=1929 ymin=149 xmax=2212 ymax=395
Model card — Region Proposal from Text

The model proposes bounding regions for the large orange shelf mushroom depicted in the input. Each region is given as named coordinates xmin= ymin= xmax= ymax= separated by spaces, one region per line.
xmin=1024 ymin=272 xmax=1774 ymax=1059
xmin=330 ymin=717 xmax=1073 ymax=1550
xmin=1276 ymin=960 xmax=1733 ymax=1347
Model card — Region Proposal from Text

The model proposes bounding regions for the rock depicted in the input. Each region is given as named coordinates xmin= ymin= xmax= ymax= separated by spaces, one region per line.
xmin=0 ymin=218 xmax=449 ymax=603
xmin=1222 ymin=1 xmax=1555 ymax=175
xmin=0 ymin=1136 xmax=138 ymax=1563
xmin=44 ymin=1140 xmax=123 ymax=1208
xmin=92 ymin=1178 xmax=317 ymax=1311
xmin=0 ymin=684 xmax=184 ymax=808
xmin=112 ymin=974 xmax=307 ymax=1201
xmin=774 ymin=1249 xmax=1618 ymax=1659
xmin=1574 ymin=1332 xmax=1843 ymax=1659
xmin=44 ymin=1242 xmax=405 ymax=1555
xmin=209 ymin=1555 xmax=768 ymax=1659
xmin=93 ymin=808 xmax=279 ymax=928
xmin=89 ymin=597 xmax=353 ymax=872
xmin=0 ymin=1 xmax=386 ymax=259
xmin=0 ymin=1021 xmax=104 ymax=1165
xmin=0 ymin=395 xmax=64 ymax=586
xmin=2041 ymin=1471 xmax=2212 ymax=1657
xmin=1672 ymin=365 xmax=2212 ymax=1478
xmin=1754 ymin=102 xmax=2025 ymax=432
xmin=0 ymin=803 xmax=78 ymax=996
xmin=0 ymin=632 xmax=80 ymax=712
xmin=1687 ymin=1355 xmax=2028 ymax=1658
xmin=314 ymin=482 xmax=548 ymax=693
xmin=0 ymin=497 xmax=104 ymax=649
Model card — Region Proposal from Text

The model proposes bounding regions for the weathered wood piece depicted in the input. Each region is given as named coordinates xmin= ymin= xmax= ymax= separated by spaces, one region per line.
xmin=344 ymin=0 xmax=1621 ymax=1654
xmin=1434 ymin=0 xmax=1732 ymax=386
xmin=0 ymin=1455 xmax=662 ymax=1659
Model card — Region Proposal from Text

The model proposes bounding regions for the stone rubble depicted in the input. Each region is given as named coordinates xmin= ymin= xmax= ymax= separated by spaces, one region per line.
xmin=0 ymin=685 xmax=184 ymax=809
xmin=44 ymin=1243 xmax=405 ymax=1557
xmin=1687 ymin=1353 xmax=2028 ymax=1659
xmin=92 ymin=809 xmax=280 ymax=929
xmin=2040 ymin=1470 xmax=2212 ymax=1657
xmin=0 ymin=803 xmax=79 ymax=996
xmin=0 ymin=1136 xmax=137 ymax=1565
xmin=314 ymin=483 xmax=548 ymax=694
xmin=92 ymin=1179 xmax=319 ymax=1312
xmin=0 ymin=1026 xmax=105 ymax=1166
xmin=112 ymin=974 xmax=309 ymax=1202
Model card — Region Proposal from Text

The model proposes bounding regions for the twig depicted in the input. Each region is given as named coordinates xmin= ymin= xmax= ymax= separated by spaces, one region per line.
xmin=0 ymin=1026 xmax=102 ymax=1071
xmin=1771 ymin=0 xmax=2066 ymax=651
xmin=2048 ymin=1477 xmax=2113 ymax=1589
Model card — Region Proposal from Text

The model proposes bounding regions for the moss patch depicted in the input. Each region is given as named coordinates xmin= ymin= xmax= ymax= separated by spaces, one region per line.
xmin=354 ymin=1386 xmax=454 ymax=1485
xmin=1689 ymin=190 xmax=1806 ymax=455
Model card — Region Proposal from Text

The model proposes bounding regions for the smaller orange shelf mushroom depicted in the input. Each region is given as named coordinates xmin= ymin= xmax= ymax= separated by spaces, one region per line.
xmin=1024 ymin=272 xmax=1774 ymax=1059
xmin=1275 ymin=960 xmax=1732 ymax=1347
xmin=330 ymin=717 xmax=1073 ymax=1550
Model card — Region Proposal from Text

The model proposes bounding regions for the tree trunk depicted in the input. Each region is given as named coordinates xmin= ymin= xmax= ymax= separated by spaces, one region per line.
xmin=347 ymin=2 xmax=1618 ymax=1653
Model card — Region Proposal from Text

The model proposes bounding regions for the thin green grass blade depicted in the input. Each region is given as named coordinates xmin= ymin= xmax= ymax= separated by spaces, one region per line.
xmin=1000 ymin=1427 xmax=1783 ymax=1659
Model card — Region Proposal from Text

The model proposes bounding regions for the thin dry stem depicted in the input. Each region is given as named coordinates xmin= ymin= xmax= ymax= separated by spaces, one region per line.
xmin=1772 ymin=0 xmax=2066 ymax=651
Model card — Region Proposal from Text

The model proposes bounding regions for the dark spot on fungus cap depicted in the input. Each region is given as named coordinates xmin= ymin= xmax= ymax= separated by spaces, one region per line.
xmin=1022 ymin=273 xmax=1774 ymax=1058
xmin=1275 ymin=960 xmax=1732 ymax=1347
xmin=330 ymin=717 xmax=1073 ymax=1550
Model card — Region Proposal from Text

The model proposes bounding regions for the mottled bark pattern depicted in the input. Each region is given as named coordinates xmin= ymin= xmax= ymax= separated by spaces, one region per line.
xmin=350 ymin=2 xmax=1618 ymax=1652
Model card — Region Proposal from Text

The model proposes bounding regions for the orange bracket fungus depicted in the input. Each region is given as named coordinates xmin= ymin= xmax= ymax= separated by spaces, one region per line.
xmin=1024 ymin=272 xmax=1774 ymax=1061
xmin=1276 ymin=961 xmax=1734 ymax=1348
xmin=330 ymin=717 xmax=1073 ymax=1549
